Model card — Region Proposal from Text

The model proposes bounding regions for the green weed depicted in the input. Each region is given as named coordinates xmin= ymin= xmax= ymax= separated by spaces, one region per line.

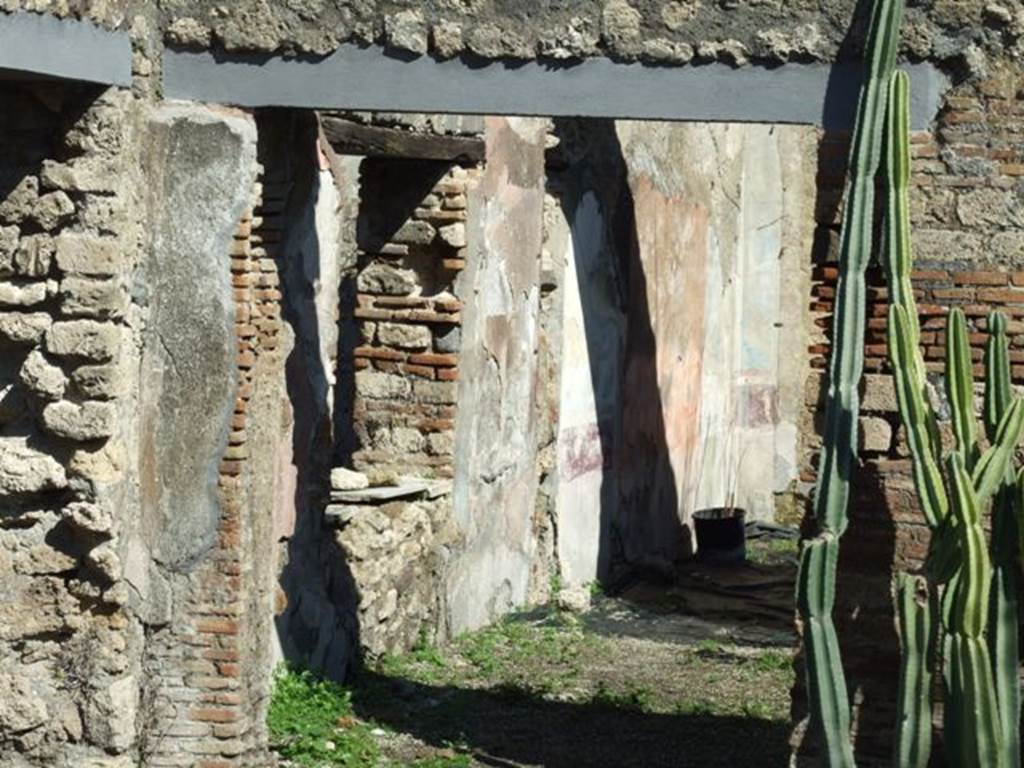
xmin=267 ymin=664 xmax=380 ymax=767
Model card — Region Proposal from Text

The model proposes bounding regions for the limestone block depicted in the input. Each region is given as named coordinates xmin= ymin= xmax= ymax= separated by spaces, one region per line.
xmin=557 ymin=585 xmax=592 ymax=613
xmin=0 ymin=673 xmax=47 ymax=734
xmin=438 ymin=222 xmax=467 ymax=248
xmin=84 ymin=676 xmax=136 ymax=753
xmin=360 ymin=321 xmax=377 ymax=344
xmin=66 ymin=501 xmax=114 ymax=535
xmin=392 ymin=220 xmax=436 ymax=246
xmin=55 ymin=233 xmax=121 ymax=276
xmin=0 ymin=437 xmax=67 ymax=495
xmin=46 ymin=320 xmax=121 ymax=361
xmin=70 ymin=432 xmax=125 ymax=485
xmin=991 ymin=232 xmax=1024 ymax=262
xmin=0 ymin=225 xmax=17 ymax=275
xmin=957 ymin=188 xmax=1022 ymax=228
xmin=377 ymin=321 xmax=431 ymax=349
xmin=0 ymin=279 xmax=48 ymax=307
xmin=413 ymin=379 xmax=457 ymax=404
xmin=859 ymin=416 xmax=893 ymax=453
xmin=642 ymin=38 xmax=696 ymax=63
xmin=356 ymin=370 xmax=411 ymax=399
xmin=14 ymin=234 xmax=54 ymax=277
xmin=20 ymin=349 xmax=67 ymax=400
xmin=427 ymin=431 xmax=455 ymax=455
xmin=0 ymin=175 xmax=39 ymax=225
xmin=374 ymin=426 xmax=426 ymax=453
xmin=0 ymin=311 xmax=51 ymax=344
xmin=385 ymin=9 xmax=427 ymax=54
xmin=42 ymin=400 xmax=116 ymax=441
xmin=331 ymin=467 xmax=369 ymax=491
xmin=71 ymin=362 xmax=128 ymax=400
xmin=861 ymin=374 xmax=898 ymax=413
xmin=662 ymin=0 xmax=699 ymax=30
xmin=86 ymin=541 xmax=122 ymax=581
xmin=914 ymin=229 xmax=982 ymax=262
xmin=14 ymin=538 xmax=78 ymax=576
xmin=431 ymin=21 xmax=464 ymax=59
xmin=602 ymin=0 xmax=642 ymax=45
xmin=357 ymin=263 xmax=417 ymax=295
xmin=40 ymin=158 xmax=117 ymax=194
xmin=0 ymin=575 xmax=83 ymax=643
xmin=60 ymin=275 xmax=128 ymax=318
xmin=32 ymin=191 xmax=75 ymax=231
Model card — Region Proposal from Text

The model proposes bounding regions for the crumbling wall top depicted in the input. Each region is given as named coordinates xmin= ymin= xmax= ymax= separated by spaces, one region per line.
xmin=2 ymin=0 xmax=1020 ymax=68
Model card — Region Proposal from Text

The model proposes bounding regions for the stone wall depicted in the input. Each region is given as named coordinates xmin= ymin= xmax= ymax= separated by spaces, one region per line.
xmin=13 ymin=0 xmax=1009 ymax=70
xmin=348 ymin=159 xmax=475 ymax=479
xmin=0 ymin=80 xmax=143 ymax=768
xmin=795 ymin=63 xmax=1024 ymax=765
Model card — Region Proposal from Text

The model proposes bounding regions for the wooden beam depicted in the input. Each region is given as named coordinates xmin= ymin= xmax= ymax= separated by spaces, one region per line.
xmin=320 ymin=116 xmax=485 ymax=163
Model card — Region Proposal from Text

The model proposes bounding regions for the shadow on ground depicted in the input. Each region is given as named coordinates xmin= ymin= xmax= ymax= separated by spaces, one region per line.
xmin=352 ymin=670 xmax=791 ymax=768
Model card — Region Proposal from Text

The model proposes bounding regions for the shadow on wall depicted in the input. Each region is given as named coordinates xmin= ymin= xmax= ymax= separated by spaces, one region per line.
xmin=549 ymin=117 xmax=688 ymax=586
xmin=268 ymin=111 xmax=361 ymax=682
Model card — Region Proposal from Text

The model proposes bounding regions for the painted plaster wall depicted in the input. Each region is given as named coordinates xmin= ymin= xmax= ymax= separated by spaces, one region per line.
xmin=446 ymin=116 xmax=546 ymax=635
xmin=549 ymin=120 xmax=815 ymax=584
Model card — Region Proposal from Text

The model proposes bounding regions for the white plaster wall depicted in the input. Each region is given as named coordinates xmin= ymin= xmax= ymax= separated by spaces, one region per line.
xmin=550 ymin=120 xmax=814 ymax=582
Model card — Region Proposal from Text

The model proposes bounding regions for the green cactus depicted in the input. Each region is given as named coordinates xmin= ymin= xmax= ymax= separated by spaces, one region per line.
xmin=796 ymin=0 xmax=903 ymax=762
xmin=884 ymin=64 xmax=1024 ymax=768
xmin=984 ymin=312 xmax=1021 ymax=768
xmin=893 ymin=573 xmax=937 ymax=768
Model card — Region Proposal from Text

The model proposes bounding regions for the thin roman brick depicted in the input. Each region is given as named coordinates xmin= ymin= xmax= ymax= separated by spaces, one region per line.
xmin=976 ymin=287 xmax=1024 ymax=303
xmin=954 ymin=270 xmax=1009 ymax=285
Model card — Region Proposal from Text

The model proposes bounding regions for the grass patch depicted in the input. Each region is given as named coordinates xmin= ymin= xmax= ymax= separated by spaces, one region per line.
xmin=267 ymin=665 xmax=380 ymax=767
xmin=746 ymin=537 xmax=799 ymax=565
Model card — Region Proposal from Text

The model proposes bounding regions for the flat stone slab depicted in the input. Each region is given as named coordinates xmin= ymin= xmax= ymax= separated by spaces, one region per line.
xmin=330 ymin=480 xmax=430 ymax=503
xmin=327 ymin=477 xmax=453 ymax=505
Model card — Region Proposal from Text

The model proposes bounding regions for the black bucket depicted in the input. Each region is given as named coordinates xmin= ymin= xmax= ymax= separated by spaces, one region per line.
xmin=693 ymin=507 xmax=746 ymax=563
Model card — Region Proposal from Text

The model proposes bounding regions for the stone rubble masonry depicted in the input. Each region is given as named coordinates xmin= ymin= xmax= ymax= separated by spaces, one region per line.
xmin=0 ymin=82 xmax=135 ymax=767
xmin=328 ymin=471 xmax=458 ymax=655
xmin=794 ymin=64 xmax=1024 ymax=764
xmin=350 ymin=161 xmax=478 ymax=479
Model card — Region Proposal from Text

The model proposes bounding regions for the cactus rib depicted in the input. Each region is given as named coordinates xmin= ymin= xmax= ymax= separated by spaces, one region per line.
xmin=797 ymin=0 xmax=903 ymax=761
xmin=893 ymin=573 xmax=936 ymax=768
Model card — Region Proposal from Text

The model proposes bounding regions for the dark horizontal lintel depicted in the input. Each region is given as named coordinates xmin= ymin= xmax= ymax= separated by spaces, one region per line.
xmin=320 ymin=116 xmax=485 ymax=163
xmin=0 ymin=11 xmax=131 ymax=87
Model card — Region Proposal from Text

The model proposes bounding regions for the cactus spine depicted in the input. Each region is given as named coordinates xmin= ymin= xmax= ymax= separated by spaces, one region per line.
xmin=885 ymin=65 xmax=1024 ymax=768
xmin=797 ymin=0 xmax=903 ymax=762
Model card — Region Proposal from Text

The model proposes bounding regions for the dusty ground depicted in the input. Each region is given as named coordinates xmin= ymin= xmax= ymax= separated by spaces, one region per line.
xmin=346 ymin=538 xmax=798 ymax=768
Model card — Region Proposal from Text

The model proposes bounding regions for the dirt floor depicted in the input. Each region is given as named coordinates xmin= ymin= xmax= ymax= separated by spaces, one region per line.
xmin=342 ymin=535 xmax=799 ymax=768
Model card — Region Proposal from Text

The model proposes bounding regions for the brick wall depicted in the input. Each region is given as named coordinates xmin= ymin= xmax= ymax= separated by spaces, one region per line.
xmin=143 ymin=163 xmax=284 ymax=768
xmin=348 ymin=159 xmax=479 ymax=479
xmin=797 ymin=64 xmax=1024 ymax=764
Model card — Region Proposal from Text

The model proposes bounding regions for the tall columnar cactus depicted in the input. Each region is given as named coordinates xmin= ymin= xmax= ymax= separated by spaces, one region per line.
xmin=983 ymin=313 xmax=1021 ymax=768
xmin=885 ymin=67 xmax=1024 ymax=768
xmin=797 ymin=0 xmax=903 ymax=763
